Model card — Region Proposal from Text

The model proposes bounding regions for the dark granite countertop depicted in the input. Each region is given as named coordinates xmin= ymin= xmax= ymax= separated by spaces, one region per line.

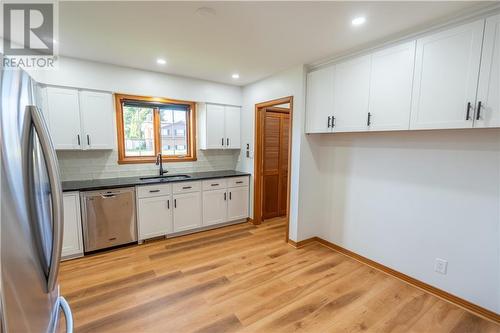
xmin=62 ymin=170 xmax=251 ymax=192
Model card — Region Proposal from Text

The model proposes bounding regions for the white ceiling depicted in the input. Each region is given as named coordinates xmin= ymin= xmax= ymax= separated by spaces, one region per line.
xmin=58 ymin=1 xmax=489 ymax=86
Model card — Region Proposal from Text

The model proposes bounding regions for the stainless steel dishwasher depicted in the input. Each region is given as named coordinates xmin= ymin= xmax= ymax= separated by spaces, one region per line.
xmin=81 ymin=187 xmax=137 ymax=252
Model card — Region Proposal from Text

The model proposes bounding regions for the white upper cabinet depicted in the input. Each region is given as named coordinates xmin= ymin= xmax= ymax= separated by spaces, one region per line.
xmin=44 ymin=86 xmax=114 ymax=150
xmin=199 ymin=103 xmax=241 ymax=149
xmin=368 ymin=41 xmax=416 ymax=131
xmin=46 ymin=87 xmax=82 ymax=149
xmin=476 ymin=14 xmax=500 ymax=128
xmin=79 ymin=91 xmax=115 ymax=149
xmin=306 ymin=66 xmax=335 ymax=133
xmin=224 ymin=106 xmax=241 ymax=148
xmin=333 ymin=55 xmax=371 ymax=132
xmin=410 ymin=20 xmax=485 ymax=130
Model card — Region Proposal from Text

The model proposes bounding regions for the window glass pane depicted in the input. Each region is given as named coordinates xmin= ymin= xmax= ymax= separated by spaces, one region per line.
xmin=123 ymin=105 xmax=155 ymax=156
xmin=160 ymin=108 xmax=188 ymax=156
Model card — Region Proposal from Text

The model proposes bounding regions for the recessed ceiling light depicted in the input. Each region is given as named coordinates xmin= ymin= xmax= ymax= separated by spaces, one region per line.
xmin=156 ymin=58 xmax=167 ymax=65
xmin=52 ymin=39 xmax=58 ymax=44
xmin=232 ymin=73 xmax=240 ymax=79
xmin=352 ymin=16 xmax=366 ymax=26
xmin=196 ymin=7 xmax=216 ymax=17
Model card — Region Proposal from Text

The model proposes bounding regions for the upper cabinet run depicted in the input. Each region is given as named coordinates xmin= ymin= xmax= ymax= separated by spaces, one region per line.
xmin=41 ymin=86 xmax=114 ymax=150
xmin=305 ymin=15 xmax=500 ymax=134
xmin=410 ymin=20 xmax=484 ymax=130
xmin=198 ymin=103 xmax=241 ymax=149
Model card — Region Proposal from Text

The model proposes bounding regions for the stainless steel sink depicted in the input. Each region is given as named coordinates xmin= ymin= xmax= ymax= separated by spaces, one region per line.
xmin=139 ymin=174 xmax=191 ymax=182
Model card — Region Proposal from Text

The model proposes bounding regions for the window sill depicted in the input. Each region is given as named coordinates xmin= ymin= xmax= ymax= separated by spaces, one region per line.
xmin=117 ymin=156 xmax=197 ymax=164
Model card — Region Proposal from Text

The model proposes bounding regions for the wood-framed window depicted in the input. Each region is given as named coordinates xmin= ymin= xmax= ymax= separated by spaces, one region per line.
xmin=115 ymin=94 xmax=197 ymax=164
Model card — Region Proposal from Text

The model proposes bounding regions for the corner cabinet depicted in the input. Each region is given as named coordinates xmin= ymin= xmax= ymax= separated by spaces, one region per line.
xmin=198 ymin=103 xmax=241 ymax=149
xmin=62 ymin=192 xmax=84 ymax=260
xmin=39 ymin=86 xmax=114 ymax=150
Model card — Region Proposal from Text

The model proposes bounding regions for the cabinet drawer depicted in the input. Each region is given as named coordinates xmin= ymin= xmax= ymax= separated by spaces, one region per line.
xmin=172 ymin=181 xmax=201 ymax=194
xmin=137 ymin=184 xmax=172 ymax=198
xmin=227 ymin=176 xmax=249 ymax=188
xmin=202 ymin=178 xmax=227 ymax=191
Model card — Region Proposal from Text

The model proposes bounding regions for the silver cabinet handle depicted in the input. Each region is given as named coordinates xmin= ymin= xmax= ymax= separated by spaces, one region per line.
xmin=149 ymin=189 xmax=160 ymax=193
xmin=23 ymin=106 xmax=63 ymax=293
xmin=227 ymin=138 xmax=229 ymax=146
xmin=235 ymin=181 xmax=243 ymax=184
xmin=182 ymin=186 xmax=192 ymax=189
xmin=87 ymin=134 xmax=90 ymax=146
xmin=77 ymin=134 xmax=81 ymax=146
xmin=59 ymin=297 xmax=74 ymax=333
xmin=211 ymin=183 xmax=219 ymax=187
xmin=221 ymin=138 xmax=224 ymax=147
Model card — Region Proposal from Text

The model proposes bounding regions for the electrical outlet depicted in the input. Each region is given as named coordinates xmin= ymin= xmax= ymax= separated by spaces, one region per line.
xmin=434 ymin=258 xmax=448 ymax=275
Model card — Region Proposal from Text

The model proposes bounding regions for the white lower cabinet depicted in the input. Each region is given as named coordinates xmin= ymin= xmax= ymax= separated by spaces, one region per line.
xmin=173 ymin=191 xmax=202 ymax=232
xmin=137 ymin=195 xmax=173 ymax=240
xmin=202 ymin=189 xmax=228 ymax=226
xmin=62 ymin=192 xmax=84 ymax=259
xmin=227 ymin=186 xmax=249 ymax=220
xmin=137 ymin=177 xmax=249 ymax=241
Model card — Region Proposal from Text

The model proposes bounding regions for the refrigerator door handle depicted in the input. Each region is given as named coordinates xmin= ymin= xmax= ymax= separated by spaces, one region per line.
xmin=59 ymin=297 xmax=74 ymax=333
xmin=24 ymin=105 xmax=64 ymax=293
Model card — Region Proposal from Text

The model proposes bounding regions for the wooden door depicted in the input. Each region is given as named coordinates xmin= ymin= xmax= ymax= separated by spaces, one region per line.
xmin=262 ymin=111 xmax=290 ymax=219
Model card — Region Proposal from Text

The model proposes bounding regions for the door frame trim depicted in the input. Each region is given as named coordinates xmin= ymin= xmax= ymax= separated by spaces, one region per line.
xmin=253 ymin=96 xmax=293 ymax=241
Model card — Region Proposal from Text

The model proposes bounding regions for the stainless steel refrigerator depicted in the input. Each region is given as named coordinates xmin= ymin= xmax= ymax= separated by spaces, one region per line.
xmin=1 ymin=68 xmax=73 ymax=332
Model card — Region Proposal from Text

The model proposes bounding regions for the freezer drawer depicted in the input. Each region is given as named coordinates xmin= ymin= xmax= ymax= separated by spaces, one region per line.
xmin=81 ymin=187 xmax=137 ymax=252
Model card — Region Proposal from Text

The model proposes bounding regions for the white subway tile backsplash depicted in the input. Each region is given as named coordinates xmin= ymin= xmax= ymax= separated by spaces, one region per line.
xmin=57 ymin=149 xmax=239 ymax=181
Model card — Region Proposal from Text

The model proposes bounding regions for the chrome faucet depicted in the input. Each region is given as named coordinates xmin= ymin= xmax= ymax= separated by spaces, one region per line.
xmin=156 ymin=153 xmax=167 ymax=176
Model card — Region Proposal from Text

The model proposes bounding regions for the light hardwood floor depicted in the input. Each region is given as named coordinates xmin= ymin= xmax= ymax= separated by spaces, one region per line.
xmin=59 ymin=218 xmax=499 ymax=333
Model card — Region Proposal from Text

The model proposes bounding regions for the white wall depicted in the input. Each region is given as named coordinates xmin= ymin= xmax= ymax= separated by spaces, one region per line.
xmin=317 ymin=129 xmax=500 ymax=313
xmin=29 ymin=57 xmax=242 ymax=105
xmin=237 ymin=65 xmax=326 ymax=241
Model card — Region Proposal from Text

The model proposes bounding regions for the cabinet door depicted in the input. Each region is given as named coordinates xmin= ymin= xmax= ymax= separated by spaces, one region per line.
xmin=306 ymin=66 xmax=335 ymax=133
xmin=137 ymin=195 xmax=173 ymax=240
xmin=202 ymin=189 xmax=228 ymax=226
xmin=62 ymin=192 xmax=83 ymax=259
xmin=46 ymin=87 xmax=81 ymax=149
xmin=173 ymin=192 xmax=202 ymax=232
xmin=227 ymin=186 xmax=249 ymax=221
xmin=205 ymin=104 xmax=226 ymax=149
xmin=476 ymin=14 xmax=500 ymax=128
xmin=225 ymin=106 xmax=241 ymax=149
xmin=333 ymin=55 xmax=371 ymax=132
xmin=410 ymin=20 xmax=484 ymax=129
xmin=79 ymin=91 xmax=114 ymax=149
xmin=368 ymin=41 xmax=416 ymax=131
